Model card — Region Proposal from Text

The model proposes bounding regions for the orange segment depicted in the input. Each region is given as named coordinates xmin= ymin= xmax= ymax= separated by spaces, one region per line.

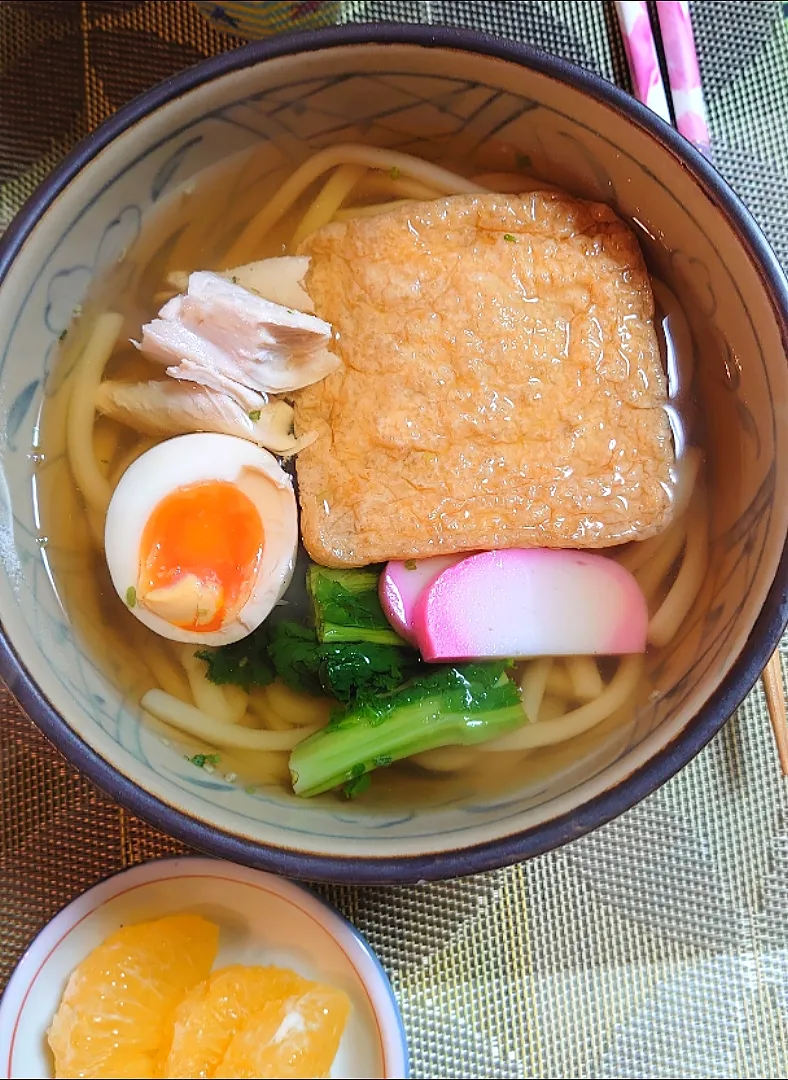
xmin=47 ymin=914 xmax=218 ymax=1080
xmin=213 ymin=985 xmax=351 ymax=1079
xmin=162 ymin=965 xmax=313 ymax=1079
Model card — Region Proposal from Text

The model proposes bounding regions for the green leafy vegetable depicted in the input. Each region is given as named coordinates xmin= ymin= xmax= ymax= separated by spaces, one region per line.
xmin=268 ymin=621 xmax=420 ymax=705
xmin=289 ymin=662 xmax=525 ymax=798
xmin=321 ymin=639 xmax=420 ymax=704
xmin=125 ymin=586 xmax=137 ymax=608
xmin=503 ymin=233 xmax=517 ymax=243
xmin=200 ymin=564 xmax=409 ymax=695
xmin=342 ymin=772 xmax=371 ymax=799
xmin=248 ymin=409 xmax=262 ymax=422
xmin=389 ymin=165 xmax=401 ymax=180
xmin=197 ymin=564 xmax=417 ymax=704
xmin=189 ymin=752 xmax=221 ymax=769
xmin=196 ymin=632 xmax=274 ymax=692
xmin=307 ymin=565 xmax=408 ymax=647
xmin=267 ymin=622 xmax=324 ymax=696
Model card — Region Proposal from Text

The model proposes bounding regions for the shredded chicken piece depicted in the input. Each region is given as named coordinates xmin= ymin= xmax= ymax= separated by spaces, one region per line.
xmin=223 ymin=256 xmax=315 ymax=312
xmin=165 ymin=256 xmax=314 ymax=312
xmin=138 ymin=320 xmax=268 ymax=410
xmin=139 ymin=271 xmax=339 ymax=395
xmin=163 ymin=357 xmax=266 ymax=412
xmin=95 ymin=379 xmax=314 ymax=455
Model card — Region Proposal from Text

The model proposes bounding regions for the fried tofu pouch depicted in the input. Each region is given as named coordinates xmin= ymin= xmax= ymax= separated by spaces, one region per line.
xmin=294 ymin=191 xmax=674 ymax=568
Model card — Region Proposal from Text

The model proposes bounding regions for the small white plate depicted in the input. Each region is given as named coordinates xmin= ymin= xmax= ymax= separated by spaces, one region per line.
xmin=0 ymin=857 xmax=409 ymax=1080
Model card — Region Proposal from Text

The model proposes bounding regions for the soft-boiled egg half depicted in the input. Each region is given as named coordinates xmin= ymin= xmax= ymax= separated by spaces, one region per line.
xmin=104 ymin=432 xmax=298 ymax=645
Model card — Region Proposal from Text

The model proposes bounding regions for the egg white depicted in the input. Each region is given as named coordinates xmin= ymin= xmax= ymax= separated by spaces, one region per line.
xmin=104 ymin=432 xmax=298 ymax=645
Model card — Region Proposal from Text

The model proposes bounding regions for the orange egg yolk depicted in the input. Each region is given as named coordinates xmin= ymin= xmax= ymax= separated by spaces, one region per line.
xmin=138 ymin=480 xmax=264 ymax=633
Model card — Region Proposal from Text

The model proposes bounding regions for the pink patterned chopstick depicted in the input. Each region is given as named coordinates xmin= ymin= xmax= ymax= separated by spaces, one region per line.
xmin=614 ymin=1 xmax=672 ymax=124
xmin=656 ymin=0 xmax=712 ymax=157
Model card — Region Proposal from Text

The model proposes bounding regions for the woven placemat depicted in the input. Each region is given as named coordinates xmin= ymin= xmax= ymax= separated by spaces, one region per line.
xmin=2 ymin=3 xmax=788 ymax=1077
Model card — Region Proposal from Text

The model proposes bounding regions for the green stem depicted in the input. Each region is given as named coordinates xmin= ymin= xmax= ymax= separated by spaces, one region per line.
xmin=290 ymin=698 xmax=525 ymax=797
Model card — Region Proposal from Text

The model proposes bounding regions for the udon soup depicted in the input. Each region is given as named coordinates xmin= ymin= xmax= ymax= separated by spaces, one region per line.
xmin=35 ymin=141 xmax=714 ymax=805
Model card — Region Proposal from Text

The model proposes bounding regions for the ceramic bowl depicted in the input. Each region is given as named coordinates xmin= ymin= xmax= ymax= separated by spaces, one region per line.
xmin=0 ymin=857 xmax=409 ymax=1080
xmin=0 ymin=25 xmax=786 ymax=882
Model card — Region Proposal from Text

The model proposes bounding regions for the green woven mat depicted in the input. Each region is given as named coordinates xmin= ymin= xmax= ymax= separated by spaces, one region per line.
xmin=2 ymin=3 xmax=788 ymax=1077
